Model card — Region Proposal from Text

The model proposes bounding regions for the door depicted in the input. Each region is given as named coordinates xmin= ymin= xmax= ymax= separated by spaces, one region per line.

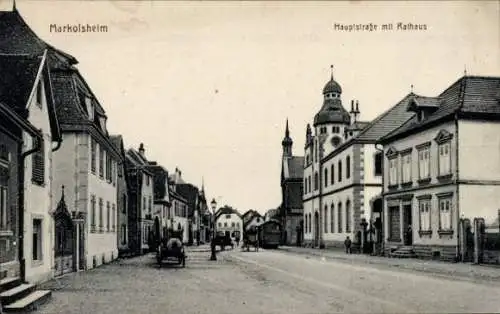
xmin=403 ymin=204 xmax=413 ymax=245
xmin=54 ymin=215 xmax=74 ymax=277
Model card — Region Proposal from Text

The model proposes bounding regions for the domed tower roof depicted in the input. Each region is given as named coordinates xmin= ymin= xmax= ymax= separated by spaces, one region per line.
xmin=314 ymin=66 xmax=350 ymax=126
xmin=314 ymin=99 xmax=350 ymax=126
xmin=323 ymin=77 xmax=342 ymax=95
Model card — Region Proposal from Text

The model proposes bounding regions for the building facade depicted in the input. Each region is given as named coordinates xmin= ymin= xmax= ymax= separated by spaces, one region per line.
xmin=215 ymin=206 xmax=243 ymax=241
xmin=302 ymin=70 xmax=414 ymax=251
xmin=169 ymin=185 xmax=189 ymax=243
xmin=147 ymin=161 xmax=171 ymax=245
xmin=280 ymin=120 xmax=304 ymax=246
xmin=126 ymin=144 xmax=154 ymax=255
xmin=110 ymin=135 xmax=130 ymax=256
xmin=379 ymin=75 xmax=500 ymax=264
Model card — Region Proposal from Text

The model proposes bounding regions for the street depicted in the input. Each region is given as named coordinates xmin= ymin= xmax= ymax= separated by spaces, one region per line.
xmin=36 ymin=246 xmax=500 ymax=314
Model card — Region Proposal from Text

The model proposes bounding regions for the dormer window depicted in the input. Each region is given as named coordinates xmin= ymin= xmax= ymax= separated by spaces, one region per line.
xmin=99 ymin=116 xmax=106 ymax=133
xmin=83 ymin=97 xmax=93 ymax=121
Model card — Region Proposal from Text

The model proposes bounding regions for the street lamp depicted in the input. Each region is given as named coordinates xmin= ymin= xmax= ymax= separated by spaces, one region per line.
xmin=210 ymin=198 xmax=217 ymax=261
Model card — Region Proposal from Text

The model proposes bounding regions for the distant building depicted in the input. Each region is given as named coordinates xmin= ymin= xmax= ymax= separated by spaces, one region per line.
xmin=147 ymin=161 xmax=171 ymax=244
xmin=264 ymin=208 xmax=279 ymax=222
xmin=242 ymin=210 xmax=264 ymax=232
xmin=197 ymin=183 xmax=209 ymax=244
xmin=280 ymin=120 xmax=304 ymax=246
xmin=110 ymin=135 xmax=130 ymax=256
xmin=174 ymin=169 xmax=201 ymax=246
xmin=378 ymin=75 xmax=500 ymax=264
xmin=215 ymin=206 xmax=243 ymax=241
xmin=168 ymin=180 xmax=189 ymax=243
xmin=126 ymin=144 xmax=154 ymax=255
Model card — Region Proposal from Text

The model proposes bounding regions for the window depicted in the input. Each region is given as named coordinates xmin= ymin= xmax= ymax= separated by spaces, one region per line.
xmin=401 ymin=153 xmax=412 ymax=184
xmin=146 ymin=175 xmax=150 ymax=186
xmin=112 ymin=204 xmax=116 ymax=232
xmin=388 ymin=157 xmax=398 ymax=186
xmin=345 ymin=200 xmax=351 ymax=233
xmin=308 ymin=175 xmax=311 ymax=192
xmin=330 ymin=204 xmax=335 ymax=233
xmin=91 ymin=140 xmax=97 ymax=173
xmin=337 ymin=202 xmax=343 ymax=233
xmin=85 ymin=96 xmax=94 ymax=121
xmin=0 ymin=151 xmax=8 ymax=230
xmin=98 ymin=198 xmax=103 ymax=232
xmin=324 ymin=168 xmax=328 ymax=187
xmin=231 ymin=222 xmax=235 ymax=227
xmin=99 ymin=147 xmax=104 ymax=178
xmin=32 ymin=137 xmax=45 ymax=185
xmin=439 ymin=197 xmax=452 ymax=231
xmin=143 ymin=196 xmax=146 ymax=212
xmin=148 ymin=196 xmax=152 ymax=213
xmin=224 ymin=222 xmax=227 ymax=227
xmin=90 ymin=195 xmax=96 ymax=232
xmin=225 ymin=214 xmax=231 ymax=219
xmin=324 ymin=205 xmax=328 ymax=233
xmin=303 ymin=178 xmax=307 ymax=194
xmin=374 ymin=152 xmax=382 ymax=176
xmin=105 ymin=154 xmax=111 ymax=181
xmin=32 ymin=219 xmax=42 ymax=261
xmin=338 ymin=160 xmax=342 ymax=182
xmin=308 ymin=213 xmax=312 ymax=232
xmin=122 ymin=194 xmax=127 ymax=214
xmin=438 ymin=142 xmax=451 ymax=176
xmin=121 ymin=224 xmax=127 ymax=244
xmin=419 ymin=198 xmax=431 ymax=232
xmin=106 ymin=201 xmax=110 ymax=232
xmin=330 ymin=164 xmax=334 ymax=185
xmin=418 ymin=146 xmax=430 ymax=180
xmin=314 ymin=172 xmax=318 ymax=190
xmin=346 ymin=156 xmax=351 ymax=179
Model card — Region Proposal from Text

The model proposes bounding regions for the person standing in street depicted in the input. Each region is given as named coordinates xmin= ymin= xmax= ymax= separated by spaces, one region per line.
xmin=344 ymin=236 xmax=352 ymax=254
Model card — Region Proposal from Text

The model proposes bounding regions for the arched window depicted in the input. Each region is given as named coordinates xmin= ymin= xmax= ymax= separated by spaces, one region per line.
xmin=304 ymin=214 xmax=307 ymax=233
xmin=314 ymin=172 xmax=319 ymax=190
xmin=308 ymin=175 xmax=312 ymax=192
xmin=304 ymin=178 xmax=307 ymax=194
xmin=330 ymin=164 xmax=334 ymax=185
xmin=324 ymin=205 xmax=328 ymax=233
xmin=330 ymin=204 xmax=335 ymax=233
xmin=345 ymin=200 xmax=351 ymax=232
xmin=338 ymin=160 xmax=342 ymax=182
xmin=308 ymin=213 xmax=312 ymax=232
xmin=337 ymin=202 xmax=343 ymax=233
xmin=346 ymin=155 xmax=351 ymax=179
xmin=324 ymin=168 xmax=328 ymax=187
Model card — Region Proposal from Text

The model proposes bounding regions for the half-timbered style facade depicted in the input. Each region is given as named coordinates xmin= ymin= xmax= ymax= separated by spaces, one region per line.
xmin=379 ymin=75 xmax=500 ymax=264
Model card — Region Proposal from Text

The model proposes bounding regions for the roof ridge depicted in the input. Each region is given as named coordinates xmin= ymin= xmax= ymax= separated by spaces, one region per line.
xmin=353 ymin=93 xmax=414 ymax=140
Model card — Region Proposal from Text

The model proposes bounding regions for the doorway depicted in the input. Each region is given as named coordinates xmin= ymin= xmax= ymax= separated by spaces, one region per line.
xmin=403 ymin=204 xmax=413 ymax=245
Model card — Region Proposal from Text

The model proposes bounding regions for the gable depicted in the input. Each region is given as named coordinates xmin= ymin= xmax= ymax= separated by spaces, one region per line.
xmin=434 ymin=129 xmax=454 ymax=144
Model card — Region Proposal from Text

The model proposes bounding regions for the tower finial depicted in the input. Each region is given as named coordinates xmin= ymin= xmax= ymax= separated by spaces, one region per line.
xmin=285 ymin=118 xmax=290 ymax=137
xmin=61 ymin=185 xmax=65 ymax=200
xmin=410 ymin=84 xmax=414 ymax=94
xmin=464 ymin=64 xmax=467 ymax=76
xmin=13 ymin=0 xmax=16 ymax=11
xmin=330 ymin=64 xmax=334 ymax=80
xmin=201 ymin=176 xmax=204 ymax=192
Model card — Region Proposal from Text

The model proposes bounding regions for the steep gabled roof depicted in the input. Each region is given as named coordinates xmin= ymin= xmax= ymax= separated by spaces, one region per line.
xmin=0 ymin=52 xmax=62 ymax=142
xmin=215 ymin=206 xmax=242 ymax=221
xmin=0 ymin=9 xmax=77 ymax=66
xmin=282 ymin=156 xmax=304 ymax=180
xmin=380 ymin=76 xmax=500 ymax=143
xmin=176 ymin=183 xmax=199 ymax=216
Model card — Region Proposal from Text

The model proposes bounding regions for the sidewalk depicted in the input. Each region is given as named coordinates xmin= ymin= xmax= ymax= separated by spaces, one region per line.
xmin=279 ymin=246 xmax=500 ymax=284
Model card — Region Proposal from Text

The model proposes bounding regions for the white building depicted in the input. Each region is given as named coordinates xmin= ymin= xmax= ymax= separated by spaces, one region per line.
xmin=215 ymin=206 xmax=243 ymax=240
xmin=378 ymin=75 xmax=500 ymax=264
xmin=302 ymin=69 xmax=414 ymax=250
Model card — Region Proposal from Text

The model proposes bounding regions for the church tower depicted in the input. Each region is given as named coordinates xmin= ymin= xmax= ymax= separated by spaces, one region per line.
xmin=282 ymin=119 xmax=293 ymax=158
xmin=313 ymin=65 xmax=351 ymax=156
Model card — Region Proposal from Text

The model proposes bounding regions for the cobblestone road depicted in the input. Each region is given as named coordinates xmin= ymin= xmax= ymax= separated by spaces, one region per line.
xmin=36 ymin=245 xmax=500 ymax=314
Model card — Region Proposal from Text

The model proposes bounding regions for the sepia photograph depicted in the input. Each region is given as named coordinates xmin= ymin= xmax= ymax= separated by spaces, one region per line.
xmin=0 ymin=0 xmax=499 ymax=313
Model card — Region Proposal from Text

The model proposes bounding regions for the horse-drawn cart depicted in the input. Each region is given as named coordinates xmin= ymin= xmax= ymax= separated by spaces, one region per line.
xmin=157 ymin=229 xmax=186 ymax=267
xmin=242 ymin=225 xmax=259 ymax=252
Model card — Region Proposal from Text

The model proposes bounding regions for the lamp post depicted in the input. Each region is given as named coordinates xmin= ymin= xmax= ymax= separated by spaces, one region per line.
xmin=210 ymin=198 xmax=217 ymax=261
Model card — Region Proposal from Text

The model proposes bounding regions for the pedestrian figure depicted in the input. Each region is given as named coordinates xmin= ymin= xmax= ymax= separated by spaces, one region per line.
xmin=406 ymin=224 xmax=413 ymax=245
xmin=235 ymin=235 xmax=240 ymax=247
xmin=344 ymin=236 xmax=352 ymax=254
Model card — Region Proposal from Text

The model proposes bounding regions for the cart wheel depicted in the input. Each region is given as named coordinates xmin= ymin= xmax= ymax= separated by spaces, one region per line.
xmin=182 ymin=257 xmax=186 ymax=267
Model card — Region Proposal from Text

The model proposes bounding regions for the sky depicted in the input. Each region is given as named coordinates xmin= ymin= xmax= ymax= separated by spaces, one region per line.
xmin=5 ymin=0 xmax=499 ymax=215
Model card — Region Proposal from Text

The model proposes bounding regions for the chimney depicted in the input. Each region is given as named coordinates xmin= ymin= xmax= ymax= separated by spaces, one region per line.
xmin=139 ymin=143 xmax=145 ymax=156
xmin=350 ymin=100 xmax=356 ymax=125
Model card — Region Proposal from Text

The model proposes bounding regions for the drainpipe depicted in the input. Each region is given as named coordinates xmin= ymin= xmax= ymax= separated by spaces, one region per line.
xmin=19 ymin=131 xmax=42 ymax=283
xmin=375 ymin=143 xmax=384 ymax=256
xmin=454 ymin=111 xmax=460 ymax=262
xmin=52 ymin=139 xmax=62 ymax=152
